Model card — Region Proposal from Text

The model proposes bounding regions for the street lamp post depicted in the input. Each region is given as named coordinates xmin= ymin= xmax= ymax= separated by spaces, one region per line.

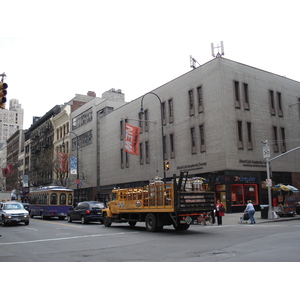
xmin=62 ymin=131 xmax=79 ymax=202
xmin=139 ymin=92 xmax=166 ymax=183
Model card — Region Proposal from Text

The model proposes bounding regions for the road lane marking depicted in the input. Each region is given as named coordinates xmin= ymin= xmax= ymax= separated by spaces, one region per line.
xmin=0 ymin=231 xmax=139 ymax=246
xmin=30 ymin=219 xmax=84 ymax=228
xmin=25 ymin=227 xmax=38 ymax=231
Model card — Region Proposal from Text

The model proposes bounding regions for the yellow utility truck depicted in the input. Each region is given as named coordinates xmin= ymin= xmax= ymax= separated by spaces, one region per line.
xmin=102 ymin=172 xmax=215 ymax=232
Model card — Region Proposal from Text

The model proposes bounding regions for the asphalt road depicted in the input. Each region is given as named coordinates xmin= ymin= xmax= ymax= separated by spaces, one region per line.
xmin=0 ymin=217 xmax=300 ymax=262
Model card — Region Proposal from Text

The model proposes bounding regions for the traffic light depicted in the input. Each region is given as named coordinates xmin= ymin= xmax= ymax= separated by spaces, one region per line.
xmin=164 ymin=160 xmax=170 ymax=171
xmin=0 ymin=82 xmax=8 ymax=109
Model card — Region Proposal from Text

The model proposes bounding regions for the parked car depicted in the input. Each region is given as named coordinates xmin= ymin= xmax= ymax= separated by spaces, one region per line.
xmin=0 ymin=201 xmax=30 ymax=226
xmin=67 ymin=201 xmax=104 ymax=224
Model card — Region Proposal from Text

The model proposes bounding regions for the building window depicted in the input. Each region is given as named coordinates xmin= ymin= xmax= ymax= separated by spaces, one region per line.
xmin=72 ymin=107 xmax=93 ymax=130
xmin=237 ymin=121 xmax=243 ymax=149
xmin=277 ymin=92 xmax=283 ymax=117
xmin=281 ymin=127 xmax=286 ymax=152
xmin=120 ymin=119 xmax=124 ymax=140
xmin=139 ymin=143 xmax=143 ymax=165
xmin=163 ymin=135 xmax=167 ymax=159
xmin=170 ymin=133 xmax=175 ymax=158
xmin=120 ymin=149 xmax=124 ymax=169
xmin=247 ymin=122 xmax=253 ymax=150
xmin=273 ymin=126 xmax=279 ymax=152
xmin=199 ymin=124 xmax=206 ymax=152
xmin=162 ymin=102 xmax=166 ymax=125
xmin=168 ymin=99 xmax=174 ymax=123
xmin=197 ymin=86 xmax=203 ymax=113
xmin=188 ymin=90 xmax=194 ymax=116
xmin=269 ymin=90 xmax=275 ymax=115
xmin=243 ymin=83 xmax=250 ymax=110
xmin=144 ymin=109 xmax=149 ymax=132
xmin=72 ymin=130 xmax=92 ymax=150
xmin=234 ymin=81 xmax=241 ymax=108
xmin=145 ymin=141 xmax=150 ymax=163
xmin=125 ymin=151 xmax=129 ymax=168
xmin=190 ymin=127 xmax=196 ymax=154
xmin=138 ymin=112 xmax=143 ymax=133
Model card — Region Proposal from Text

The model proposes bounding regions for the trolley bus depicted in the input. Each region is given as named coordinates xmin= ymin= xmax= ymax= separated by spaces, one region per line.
xmin=28 ymin=186 xmax=74 ymax=219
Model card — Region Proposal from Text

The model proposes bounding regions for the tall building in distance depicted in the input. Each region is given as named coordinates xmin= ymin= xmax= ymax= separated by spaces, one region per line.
xmin=0 ymin=99 xmax=24 ymax=148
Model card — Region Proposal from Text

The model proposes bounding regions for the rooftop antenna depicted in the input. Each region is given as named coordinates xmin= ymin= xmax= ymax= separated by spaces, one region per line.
xmin=211 ymin=41 xmax=224 ymax=58
xmin=190 ymin=55 xmax=200 ymax=69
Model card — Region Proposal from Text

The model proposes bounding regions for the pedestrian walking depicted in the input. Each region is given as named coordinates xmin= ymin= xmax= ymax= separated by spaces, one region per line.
xmin=215 ymin=200 xmax=225 ymax=225
xmin=245 ymin=200 xmax=256 ymax=224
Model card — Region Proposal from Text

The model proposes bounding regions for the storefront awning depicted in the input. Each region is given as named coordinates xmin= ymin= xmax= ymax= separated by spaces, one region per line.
xmin=286 ymin=185 xmax=299 ymax=193
xmin=273 ymin=184 xmax=299 ymax=192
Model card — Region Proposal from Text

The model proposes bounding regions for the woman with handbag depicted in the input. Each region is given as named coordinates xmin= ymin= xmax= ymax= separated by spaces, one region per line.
xmin=215 ymin=200 xmax=225 ymax=225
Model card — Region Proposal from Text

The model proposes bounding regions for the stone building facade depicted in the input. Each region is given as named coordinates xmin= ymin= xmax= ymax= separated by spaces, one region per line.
xmin=94 ymin=57 xmax=300 ymax=212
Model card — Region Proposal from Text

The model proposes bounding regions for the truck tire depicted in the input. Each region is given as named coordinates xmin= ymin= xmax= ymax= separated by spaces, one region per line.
xmin=103 ymin=213 xmax=112 ymax=227
xmin=173 ymin=223 xmax=190 ymax=231
xmin=145 ymin=213 xmax=158 ymax=232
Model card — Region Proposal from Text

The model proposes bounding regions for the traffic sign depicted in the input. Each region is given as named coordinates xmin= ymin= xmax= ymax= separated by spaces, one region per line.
xmin=263 ymin=146 xmax=270 ymax=158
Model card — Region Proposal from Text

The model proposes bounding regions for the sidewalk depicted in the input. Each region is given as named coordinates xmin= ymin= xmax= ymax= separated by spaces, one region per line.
xmin=222 ymin=211 xmax=300 ymax=226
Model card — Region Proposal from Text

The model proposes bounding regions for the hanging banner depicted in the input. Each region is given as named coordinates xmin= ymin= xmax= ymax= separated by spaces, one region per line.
xmin=7 ymin=164 xmax=14 ymax=174
xmin=70 ymin=157 xmax=77 ymax=174
xmin=57 ymin=152 xmax=68 ymax=173
xmin=124 ymin=123 xmax=140 ymax=155
xmin=2 ymin=168 xmax=8 ymax=177
xmin=23 ymin=174 xmax=28 ymax=187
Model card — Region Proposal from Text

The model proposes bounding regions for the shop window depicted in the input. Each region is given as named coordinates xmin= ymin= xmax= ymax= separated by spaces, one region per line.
xmin=230 ymin=184 xmax=258 ymax=206
xmin=230 ymin=184 xmax=244 ymax=205
xmin=244 ymin=184 xmax=258 ymax=205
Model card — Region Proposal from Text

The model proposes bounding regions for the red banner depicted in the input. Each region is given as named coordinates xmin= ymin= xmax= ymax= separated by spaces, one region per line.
xmin=57 ymin=152 xmax=68 ymax=173
xmin=124 ymin=123 xmax=140 ymax=155
xmin=2 ymin=168 xmax=8 ymax=177
xmin=7 ymin=164 xmax=14 ymax=174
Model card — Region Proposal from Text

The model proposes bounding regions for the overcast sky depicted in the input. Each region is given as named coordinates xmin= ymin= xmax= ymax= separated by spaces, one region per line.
xmin=1 ymin=0 xmax=299 ymax=129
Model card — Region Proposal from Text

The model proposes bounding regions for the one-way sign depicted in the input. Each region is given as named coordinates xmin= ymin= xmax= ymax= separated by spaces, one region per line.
xmin=263 ymin=146 xmax=270 ymax=158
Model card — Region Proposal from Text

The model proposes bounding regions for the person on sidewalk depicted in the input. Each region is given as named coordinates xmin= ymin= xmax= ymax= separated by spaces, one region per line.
xmin=215 ymin=200 xmax=225 ymax=225
xmin=245 ymin=200 xmax=256 ymax=224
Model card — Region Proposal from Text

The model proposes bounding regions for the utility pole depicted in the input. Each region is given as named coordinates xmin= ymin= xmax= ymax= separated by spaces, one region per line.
xmin=262 ymin=140 xmax=300 ymax=219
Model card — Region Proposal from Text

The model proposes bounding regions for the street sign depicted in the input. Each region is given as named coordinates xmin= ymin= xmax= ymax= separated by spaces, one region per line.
xmin=263 ymin=146 xmax=270 ymax=158
xmin=266 ymin=179 xmax=272 ymax=187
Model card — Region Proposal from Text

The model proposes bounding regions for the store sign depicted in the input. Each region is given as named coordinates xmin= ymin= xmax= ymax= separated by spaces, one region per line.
xmin=239 ymin=159 xmax=266 ymax=168
xmin=177 ymin=162 xmax=207 ymax=171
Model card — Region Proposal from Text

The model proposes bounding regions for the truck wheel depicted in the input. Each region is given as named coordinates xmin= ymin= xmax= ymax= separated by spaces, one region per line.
xmin=145 ymin=213 xmax=157 ymax=232
xmin=103 ymin=213 xmax=112 ymax=227
xmin=173 ymin=223 xmax=190 ymax=231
